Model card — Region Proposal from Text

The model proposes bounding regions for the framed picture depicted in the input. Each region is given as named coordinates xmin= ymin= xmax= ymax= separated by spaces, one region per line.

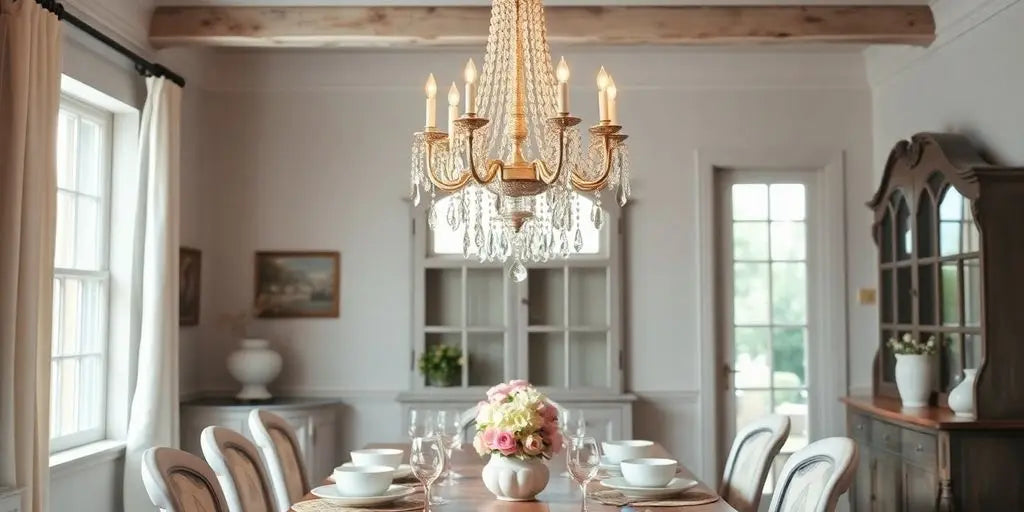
xmin=179 ymin=247 xmax=201 ymax=326
xmin=254 ymin=251 xmax=340 ymax=318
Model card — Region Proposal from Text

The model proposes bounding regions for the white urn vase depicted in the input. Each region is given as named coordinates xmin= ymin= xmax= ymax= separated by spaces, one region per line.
xmin=227 ymin=338 xmax=282 ymax=400
xmin=895 ymin=354 xmax=932 ymax=408
xmin=481 ymin=454 xmax=550 ymax=501
xmin=948 ymin=368 xmax=978 ymax=418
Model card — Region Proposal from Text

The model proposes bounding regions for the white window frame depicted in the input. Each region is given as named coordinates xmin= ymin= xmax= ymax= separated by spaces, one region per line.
xmin=50 ymin=95 xmax=114 ymax=453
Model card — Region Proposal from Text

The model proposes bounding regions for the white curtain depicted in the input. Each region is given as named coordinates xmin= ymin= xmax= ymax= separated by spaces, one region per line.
xmin=123 ymin=76 xmax=182 ymax=512
xmin=0 ymin=2 xmax=60 ymax=511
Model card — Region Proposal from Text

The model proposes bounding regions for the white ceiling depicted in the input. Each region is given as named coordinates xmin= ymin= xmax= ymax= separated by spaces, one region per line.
xmin=154 ymin=0 xmax=931 ymax=6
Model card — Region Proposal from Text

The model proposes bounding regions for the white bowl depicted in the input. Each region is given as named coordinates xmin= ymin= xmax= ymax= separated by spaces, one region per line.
xmin=601 ymin=440 xmax=655 ymax=464
xmin=620 ymin=458 xmax=677 ymax=488
xmin=332 ymin=465 xmax=395 ymax=497
xmin=350 ymin=448 xmax=404 ymax=469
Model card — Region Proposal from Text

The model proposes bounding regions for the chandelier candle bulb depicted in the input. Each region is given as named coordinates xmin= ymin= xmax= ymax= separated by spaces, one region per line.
xmin=425 ymin=73 xmax=437 ymax=128
xmin=464 ymin=58 xmax=478 ymax=115
xmin=596 ymin=66 xmax=610 ymax=122
xmin=607 ymin=77 xmax=618 ymax=125
xmin=448 ymin=83 xmax=460 ymax=136
xmin=556 ymin=56 xmax=570 ymax=114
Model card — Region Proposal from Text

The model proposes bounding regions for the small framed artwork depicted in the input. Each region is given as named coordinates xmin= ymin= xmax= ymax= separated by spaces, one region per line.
xmin=254 ymin=251 xmax=340 ymax=318
xmin=179 ymin=247 xmax=201 ymax=326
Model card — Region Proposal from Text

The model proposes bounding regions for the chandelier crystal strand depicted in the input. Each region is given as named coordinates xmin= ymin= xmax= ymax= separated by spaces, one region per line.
xmin=411 ymin=0 xmax=631 ymax=281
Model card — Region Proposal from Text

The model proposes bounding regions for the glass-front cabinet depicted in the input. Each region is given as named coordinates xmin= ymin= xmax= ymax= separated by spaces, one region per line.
xmin=400 ymin=194 xmax=632 ymax=442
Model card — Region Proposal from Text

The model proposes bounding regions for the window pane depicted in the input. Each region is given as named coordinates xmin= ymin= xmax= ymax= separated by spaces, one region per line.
xmin=77 ymin=120 xmax=102 ymax=196
xmin=771 ymin=263 xmax=807 ymax=325
xmin=57 ymin=110 xmax=76 ymax=189
xmin=79 ymin=355 xmax=104 ymax=431
xmin=732 ymin=222 xmax=768 ymax=260
xmin=732 ymin=184 xmax=768 ymax=221
xmin=770 ymin=222 xmax=806 ymax=261
xmin=734 ymin=263 xmax=770 ymax=325
xmin=52 ymin=279 xmax=62 ymax=353
xmin=80 ymin=279 xmax=104 ymax=353
xmin=75 ymin=195 xmax=101 ymax=270
xmin=59 ymin=278 xmax=82 ymax=355
xmin=734 ymin=327 xmax=770 ymax=388
xmin=55 ymin=190 xmax=76 ymax=268
xmin=769 ymin=184 xmax=805 ymax=221
xmin=56 ymin=358 xmax=80 ymax=437
xmin=773 ymin=328 xmax=806 ymax=387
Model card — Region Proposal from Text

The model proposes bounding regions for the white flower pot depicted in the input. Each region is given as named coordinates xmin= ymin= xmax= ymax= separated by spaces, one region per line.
xmin=481 ymin=454 xmax=549 ymax=501
xmin=895 ymin=354 xmax=932 ymax=408
xmin=227 ymin=338 xmax=282 ymax=400
xmin=948 ymin=368 xmax=977 ymax=418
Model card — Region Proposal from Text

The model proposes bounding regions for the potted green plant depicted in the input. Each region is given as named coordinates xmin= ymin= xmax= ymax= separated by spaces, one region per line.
xmin=418 ymin=345 xmax=463 ymax=387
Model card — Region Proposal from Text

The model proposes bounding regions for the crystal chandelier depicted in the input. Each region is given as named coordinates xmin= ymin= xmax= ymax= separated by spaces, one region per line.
xmin=410 ymin=0 xmax=632 ymax=282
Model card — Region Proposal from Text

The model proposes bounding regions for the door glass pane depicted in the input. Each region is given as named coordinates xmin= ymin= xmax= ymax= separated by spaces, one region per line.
xmin=916 ymin=193 xmax=935 ymax=258
xmin=918 ymin=264 xmax=936 ymax=326
xmin=733 ymin=222 xmax=768 ymax=260
xmin=881 ymin=269 xmax=894 ymax=324
xmin=964 ymin=334 xmax=982 ymax=369
xmin=425 ymin=269 xmax=461 ymax=326
xmin=963 ymin=258 xmax=981 ymax=327
xmin=771 ymin=263 xmax=806 ymax=325
xmin=940 ymin=333 xmax=963 ymax=392
xmin=568 ymin=268 xmax=606 ymax=327
xmin=425 ymin=333 xmax=463 ymax=387
xmin=568 ymin=331 xmax=607 ymax=388
xmin=528 ymin=333 xmax=564 ymax=387
xmin=527 ymin=269 xmax=563 ymax=326
xmin=896 ymin=196 xmax=912 ymax=260
xmin=732 ymin=184 xmax=768 ymax=221
xmin=466 ymin=269 xmax=503 ymax=327
xmin=770 ymin=222 xmax=805 ymax=261
xmin=774 ymin=390 xmax=808 ymax=452
xmin=880 ymin=208 xmax=894 ymax=264
xmin=769 ymin=184 xmax=805 ymax=221
xmin=735 ymin=390 xmax=772 ymax=432
xmin=772 ymin=328 xmax=806 ymax=387
xmin=940 ymin=263 xmax=959 ymax=326
xmin=467 ymin=333 xmax=504 ymax=386
xmin=734 ymin=327 xmax=771 ymax=388
xmin=734 ymin=263 xmax=770 ymax=325
xmin=881 ymin=330 xmax=896 ymax=382
xmin=896 ymin=267 xmax=912 ymax=324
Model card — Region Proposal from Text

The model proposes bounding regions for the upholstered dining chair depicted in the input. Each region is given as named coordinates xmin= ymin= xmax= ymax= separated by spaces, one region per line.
xmin=200 ymin=426 xmax=277 ymax=512
xmin=766 ymin=437 xmax=858 ymax=512
xmin=248 ymin=409 xmax=310 ymax=512
xmin=141 ymin=446 xmax=231 ymax=512
xmin=719 ymin=414 xmax=791 ymax=512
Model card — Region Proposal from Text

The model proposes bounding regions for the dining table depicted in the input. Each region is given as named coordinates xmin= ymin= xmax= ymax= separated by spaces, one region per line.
xmin=292 ymin=442 xmax=738 ymax=512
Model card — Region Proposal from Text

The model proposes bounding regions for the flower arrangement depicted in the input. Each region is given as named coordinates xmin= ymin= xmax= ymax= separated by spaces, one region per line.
xmin=472 ymin=380 xmax=562 ymax=460
xmin=888 ymin=333 xmax=938 ymax=355
xmin=418 ymin=344 xmax=464 ymax=387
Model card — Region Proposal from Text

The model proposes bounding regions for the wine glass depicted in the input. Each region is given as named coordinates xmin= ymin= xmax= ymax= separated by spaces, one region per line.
xmin=560 ymin=409 xmax=587 ymax=444
xmin=566 ymin=436 xmax=601 ymax=512
xmin=409 ymin=409 xmax=435 ymax=438
xmin=435 ymin=409 xmax=462 ymax=486
xmin=410 ymin=436 xmax=447 ymax=509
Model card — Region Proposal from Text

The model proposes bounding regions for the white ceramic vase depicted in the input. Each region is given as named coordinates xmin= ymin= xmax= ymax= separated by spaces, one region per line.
xmin=948 ymin=368 xmax=977 ymax=418
xmin=895 ymin=354 xmax=932 ymax=408
xmin=226 ymin=338 xmax=282 ymax=400
xmin=481 ymin=454 xmax=550 ymax=501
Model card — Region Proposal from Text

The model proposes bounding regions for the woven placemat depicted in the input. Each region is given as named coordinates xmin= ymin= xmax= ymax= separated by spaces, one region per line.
xmin=291 ymin=497 xmax=425 ymax=512
xmin=590 ymin=489 xmax=720 ymax=507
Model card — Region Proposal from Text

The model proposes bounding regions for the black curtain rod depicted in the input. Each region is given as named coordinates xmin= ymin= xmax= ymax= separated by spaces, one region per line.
xmin=32 ymin=0 xmax=186 ymax=88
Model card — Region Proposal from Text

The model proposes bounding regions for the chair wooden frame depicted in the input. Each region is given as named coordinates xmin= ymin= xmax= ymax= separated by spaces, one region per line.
xmin=719 ymin=414 xmax=791 ymax=512
xmin=248 ymin=409 xmax=311 ymax=512
xmin=201 ymin=426 xmax=276 ymax=512
xmin=767 ymin=437 xmax=858 ymax=512
xmin=142 ymin=446 xmax=231 ymax=512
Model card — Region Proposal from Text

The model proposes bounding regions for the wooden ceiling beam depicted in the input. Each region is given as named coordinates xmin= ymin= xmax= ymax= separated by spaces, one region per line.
xmin=149 ymin=5 xmax=935 ymax=49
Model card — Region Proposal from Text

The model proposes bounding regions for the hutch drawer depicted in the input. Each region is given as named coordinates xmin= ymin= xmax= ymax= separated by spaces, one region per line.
xmin=900 ymin=428 xmax=936 ymax=466
xmin=871 ymin=418 xmax=902 ymax=453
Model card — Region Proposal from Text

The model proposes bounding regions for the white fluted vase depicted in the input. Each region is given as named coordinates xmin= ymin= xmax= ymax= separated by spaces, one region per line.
xmin=481 ymin=454 xmax=549 ymax=501
xmin=227 ymin=338 xmax=282 ymax=400
xmin=895 ymin=354 xmax=932 ymax=408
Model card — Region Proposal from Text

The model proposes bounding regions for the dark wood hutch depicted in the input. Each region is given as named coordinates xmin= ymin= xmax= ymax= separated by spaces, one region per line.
xmin=844 ymin=133 xmax=1024 ymax=511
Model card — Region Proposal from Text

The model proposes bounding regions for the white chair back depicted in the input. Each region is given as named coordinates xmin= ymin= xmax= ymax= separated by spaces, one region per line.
xmin=248 ymin=409 xmax=310 ymax=512
xmin=200 ymin=426 xmax=276 ymax=512
xmin=766 ymin=437 xmax=858 ymax=512
xmin=141 ymin=446 xmax=231 ymax=512
xmin=720 ymin=414 xmax=791 ymax=512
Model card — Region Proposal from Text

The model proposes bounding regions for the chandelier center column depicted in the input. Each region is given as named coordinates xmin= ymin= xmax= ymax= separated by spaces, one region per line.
xmin=511 ymin=0 xmax=529 ymax=170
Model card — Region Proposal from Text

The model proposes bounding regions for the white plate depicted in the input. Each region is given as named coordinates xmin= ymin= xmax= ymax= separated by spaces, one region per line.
xmin=600 ymin=477 xmax=699 ymax=498
xmin=340 ymin=462 xmax=413 ymax=479
xmin=311 ymin=484 xmax=415 ymax=506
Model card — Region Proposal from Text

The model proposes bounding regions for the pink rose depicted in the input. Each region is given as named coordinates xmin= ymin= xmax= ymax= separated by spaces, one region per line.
xmin=540 ymin=401 xmax=559 ymax=421
xmin=523 ymin=434 xmax=544 ymax=456
xmin=546 ymin=429 xmax=563 ymax=454
xmin=487 ymin=383 xmax=512 ymax=403
xmin=507 ymin=380 xmax=529 ymax=395
xmin=494 ymin=431 xmax=518 ymax=456
xmin=473 ymin=432 xmax=489 ymax=456
xmin=482 ymin=427 xmax=499 ymax=449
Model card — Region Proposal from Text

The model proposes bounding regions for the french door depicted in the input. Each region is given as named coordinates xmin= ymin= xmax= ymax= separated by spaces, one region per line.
xmin=716 ymin=169 xmax=820 ymax=497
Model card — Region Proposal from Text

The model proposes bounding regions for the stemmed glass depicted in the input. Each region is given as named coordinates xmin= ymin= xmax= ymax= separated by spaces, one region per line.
xmin=566 ymin=436 xmax=601 ymax=512
xmin=409 ymin=409 xmax=435 ymax=438
xmin=435 ymin=409 xmax=462 ymax=486
xmin=560 ymin=409 xmax=587 ymax=445
xmin=410 ymin=436 xmax=446 ymax=510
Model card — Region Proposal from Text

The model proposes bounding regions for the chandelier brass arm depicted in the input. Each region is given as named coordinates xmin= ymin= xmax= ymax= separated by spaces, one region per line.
xmin=571 ymin=124 xmax=628 ymax=192
xmin=420 ymin=130 xmax=473 ymax=191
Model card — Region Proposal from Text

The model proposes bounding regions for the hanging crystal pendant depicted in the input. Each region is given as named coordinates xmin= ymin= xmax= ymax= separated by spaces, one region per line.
xmin=591 ymin=202 xmax=604 ymax=230
xmin=509 ymin=259 xmax=527 ymax=282
xmin=618 ymin=184 xmax=628 ymax=207
xmin=428 ymin=201 xmax=438 ymax=230
xmin=411 ymin=182 xmax=421 ymax=206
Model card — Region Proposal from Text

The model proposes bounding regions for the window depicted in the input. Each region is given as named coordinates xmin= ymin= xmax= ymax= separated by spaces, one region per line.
xmin=50 ymin=96 xmax=113 ymax=452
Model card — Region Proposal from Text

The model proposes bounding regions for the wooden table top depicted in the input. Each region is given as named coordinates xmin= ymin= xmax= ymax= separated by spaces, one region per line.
xmin=293 ymin=442 xmax=737 ymax=512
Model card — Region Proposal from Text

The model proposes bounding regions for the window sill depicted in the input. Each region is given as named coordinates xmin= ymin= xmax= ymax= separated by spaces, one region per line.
xmin=49 ymin=440 xmax=125 ymax=477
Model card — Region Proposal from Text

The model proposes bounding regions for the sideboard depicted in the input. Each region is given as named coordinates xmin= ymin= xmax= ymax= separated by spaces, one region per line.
xmin=180 ymin=397 xmax=340 ymax=479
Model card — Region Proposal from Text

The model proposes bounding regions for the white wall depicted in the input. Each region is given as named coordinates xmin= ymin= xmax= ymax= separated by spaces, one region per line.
xmin=858 ymin=0 xmax=1024 ymax=393
xmin=187 ymin=47 xmax=875 ymax=479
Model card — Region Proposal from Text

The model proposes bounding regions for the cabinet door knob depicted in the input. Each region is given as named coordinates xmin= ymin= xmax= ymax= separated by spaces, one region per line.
xmin=915 ymin=444 xmax=924 ymax=453
xmin=856 ymin=424 xmax=864 ymax=431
